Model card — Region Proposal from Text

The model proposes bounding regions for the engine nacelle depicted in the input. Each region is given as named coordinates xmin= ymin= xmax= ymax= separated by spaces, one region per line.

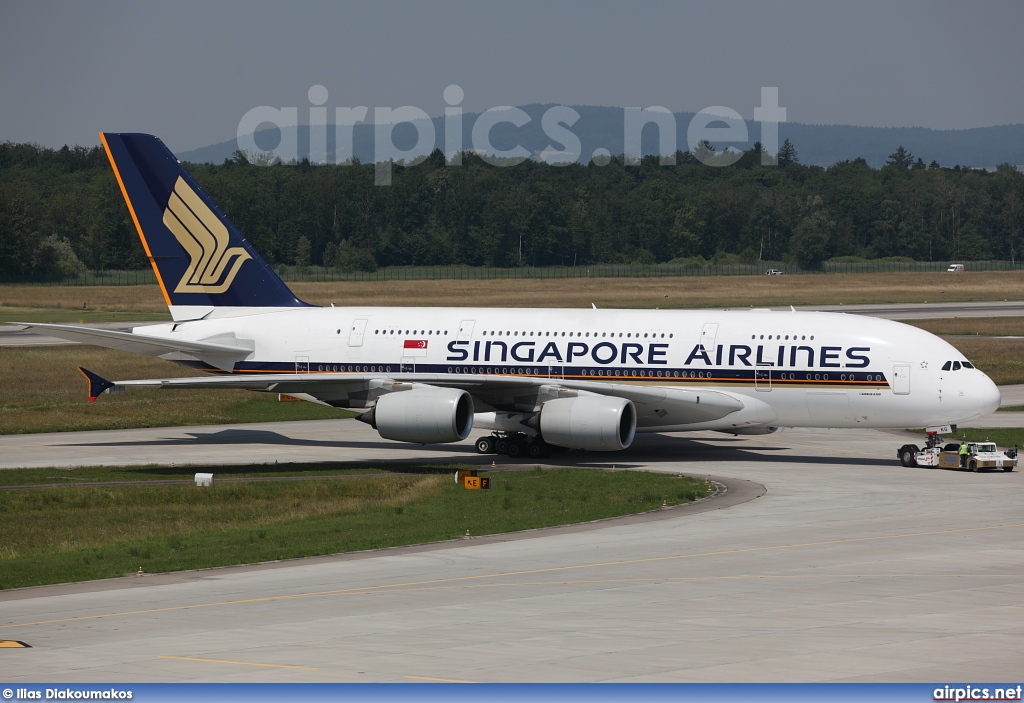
xmin=371 ymin=388 xmax=474 ymax=444
xmin=539 ymin=396 xmax=636 ymax=451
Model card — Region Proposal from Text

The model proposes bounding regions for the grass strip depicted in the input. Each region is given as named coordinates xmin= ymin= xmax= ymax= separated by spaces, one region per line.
xmin=5 ymin=271 xmax=1024 ymax=313
xmin=0 ymin=461 xmax=399 ymax=487
xmin=0 ymin=467 xmax=712 ymax=589
xmin=909 ymin=427 xmax=1024 ymax=448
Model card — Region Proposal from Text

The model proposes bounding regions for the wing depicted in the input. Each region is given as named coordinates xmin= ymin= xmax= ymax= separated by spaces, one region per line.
xmin=78 ymin=368 xmax=745 ymax=427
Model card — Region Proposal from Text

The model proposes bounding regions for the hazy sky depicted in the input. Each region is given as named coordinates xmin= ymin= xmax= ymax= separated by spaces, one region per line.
xmin=1 ymin=0 xmax=1022 ymax=152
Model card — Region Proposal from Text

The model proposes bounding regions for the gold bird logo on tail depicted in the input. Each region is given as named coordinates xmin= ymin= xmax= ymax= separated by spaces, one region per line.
xmin=163 ymin=177 xmax=251 ymax=293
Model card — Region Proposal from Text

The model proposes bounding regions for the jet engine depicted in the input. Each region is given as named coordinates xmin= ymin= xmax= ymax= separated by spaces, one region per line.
xmin=365 ymin=388 xmax=474 ymax=444
xmin=539 ymin=396 xmax=636 ymax=451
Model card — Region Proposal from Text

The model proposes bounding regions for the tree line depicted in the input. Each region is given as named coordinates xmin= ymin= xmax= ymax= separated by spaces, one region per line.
xmin=1 ymin=139 xmax=1023 ymax=278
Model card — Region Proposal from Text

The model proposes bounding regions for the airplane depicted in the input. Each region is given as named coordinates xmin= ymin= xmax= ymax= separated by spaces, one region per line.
xmin=19 ymin=133 xmax=1001 ymax=458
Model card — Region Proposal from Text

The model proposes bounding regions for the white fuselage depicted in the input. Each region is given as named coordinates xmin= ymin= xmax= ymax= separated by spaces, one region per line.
xmin=148 ymin=306 xmax=1001 ymax=432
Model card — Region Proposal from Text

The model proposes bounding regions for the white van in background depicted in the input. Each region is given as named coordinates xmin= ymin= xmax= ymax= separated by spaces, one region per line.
xmin=946 ymin=263 xmax=965 ymax=273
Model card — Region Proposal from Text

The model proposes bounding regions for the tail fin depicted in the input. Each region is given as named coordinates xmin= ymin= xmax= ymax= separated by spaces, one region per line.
xmin=99 ymin=133 xmax=308 ymax=315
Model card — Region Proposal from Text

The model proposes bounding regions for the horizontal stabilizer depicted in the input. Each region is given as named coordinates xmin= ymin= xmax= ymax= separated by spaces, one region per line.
xmin=17 ymin=323 xmax=254 ymax=371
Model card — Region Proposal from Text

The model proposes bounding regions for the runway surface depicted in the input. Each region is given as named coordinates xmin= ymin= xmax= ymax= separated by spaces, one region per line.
xmin=1 ymin=420 xmax=1022 ymax=682
xmin=790 ymin=300 xmax=1024 ymax=319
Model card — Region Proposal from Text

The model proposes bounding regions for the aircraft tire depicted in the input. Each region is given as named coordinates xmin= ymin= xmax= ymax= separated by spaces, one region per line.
xmin=507 ymin=440 xmax=525 ymax=458
xmin=899 ymin=446 xmax=918 ymax=467
xmin=475 ymin=436 xmax=496 ymax=454
xmin=495 ymin=438 xmax=510 ymax=455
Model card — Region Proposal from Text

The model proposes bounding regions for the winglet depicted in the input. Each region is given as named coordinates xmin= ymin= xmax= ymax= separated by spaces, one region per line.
xmin=78 ymin=367 xmax=115 ymax=402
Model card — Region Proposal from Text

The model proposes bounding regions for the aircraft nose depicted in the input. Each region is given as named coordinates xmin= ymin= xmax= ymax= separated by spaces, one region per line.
xmin=977 ymin=372 xmax=1001 ymax=417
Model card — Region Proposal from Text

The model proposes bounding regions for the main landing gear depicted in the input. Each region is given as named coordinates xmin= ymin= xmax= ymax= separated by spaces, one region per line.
xmin=475 ymin=432 xmax=558 ymax=459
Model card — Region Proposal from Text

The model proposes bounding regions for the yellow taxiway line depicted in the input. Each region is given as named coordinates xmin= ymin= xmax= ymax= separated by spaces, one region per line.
xmin=404 ymin=675 xmax=474 ymax=683
xmin=158 ymin=655 xmax=316 ymax=670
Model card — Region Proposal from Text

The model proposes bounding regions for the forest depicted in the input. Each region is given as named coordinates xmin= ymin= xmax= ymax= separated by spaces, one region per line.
xmin=1 ymin=139 xmax=1022 ymax=278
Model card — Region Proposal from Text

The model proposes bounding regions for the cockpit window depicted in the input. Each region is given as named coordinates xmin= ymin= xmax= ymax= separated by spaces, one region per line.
xmin=952 ymin=361 xmax=961 ymax=370
xmin=962 ymin=361 xmax=975 ymax=369
xmin=941 ymin=361 xmax=952 ymax=371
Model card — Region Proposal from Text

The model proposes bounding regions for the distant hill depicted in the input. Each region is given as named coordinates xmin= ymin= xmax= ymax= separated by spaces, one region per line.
xmin=179 ymin=104 xmax=1024 ymax=169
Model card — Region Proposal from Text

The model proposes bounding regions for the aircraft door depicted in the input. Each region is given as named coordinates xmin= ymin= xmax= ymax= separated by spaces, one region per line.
xmin=755 ymin=364 xmax=772 ymax=391
xmin=348 ymin=318 xmax=368 ymax=347
xmin=547 ymin=365 xmax=564 ymax=379
xmin=400 ymin=357 xmax=415 ymax=373
xmin=458 ymin=320 xmax=475 ymax=342
xmin=893 ymin=364 xmax=911 ymax=395
xmin=295 ymin=356 xmax=310 ymax=374
xmin=700 ymin=323 xmax=719 ymax=356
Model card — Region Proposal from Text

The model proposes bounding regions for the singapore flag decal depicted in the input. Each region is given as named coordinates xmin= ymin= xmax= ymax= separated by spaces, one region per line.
xmin=403 ymin=339 xmax=429 ymax=357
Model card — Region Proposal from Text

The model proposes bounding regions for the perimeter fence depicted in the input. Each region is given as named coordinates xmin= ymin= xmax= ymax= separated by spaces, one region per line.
xmin=2 ymin=260 xmax=1023 ymax=286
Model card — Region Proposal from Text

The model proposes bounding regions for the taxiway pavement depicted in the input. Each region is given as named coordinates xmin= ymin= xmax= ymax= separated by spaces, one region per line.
xmin=1 ymin=421 xmax=1021 ymax=682
xmin=0 ymin=403 xmax=1019 ymax=470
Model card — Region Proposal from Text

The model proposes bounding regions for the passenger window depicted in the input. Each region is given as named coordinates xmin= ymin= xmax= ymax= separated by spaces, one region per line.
xmin=962 ymin=361 xmax=974 ymax=369
xmin=952 ymin=361 xmax=961 ymax=370
xmin=941 ymin=361 xmax=951 ymax=371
